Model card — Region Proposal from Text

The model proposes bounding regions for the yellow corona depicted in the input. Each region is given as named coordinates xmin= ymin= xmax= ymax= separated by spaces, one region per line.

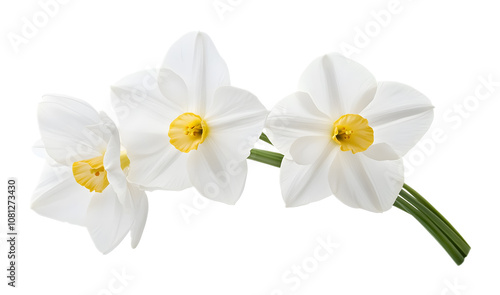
xmin=72 ymin=151 xmax=130 ymax=192
xmin=168 ymin=112 xmax=209 ymax=153
xmin=332 ymin=114 xmax=374 ymax=154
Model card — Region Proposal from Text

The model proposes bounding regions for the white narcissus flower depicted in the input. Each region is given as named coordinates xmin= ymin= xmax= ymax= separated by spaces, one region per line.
xmin=266 ymin=53 xmax=434 ymax=212
xmin=31 ymin=95 xmax=148 ymax=254
xmin=111 ymin=32 xmax=268 ymax=204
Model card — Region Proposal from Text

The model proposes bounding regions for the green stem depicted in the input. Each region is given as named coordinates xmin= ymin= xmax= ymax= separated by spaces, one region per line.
xmin=403 ymin=184 xmax=470 ymax=248
xmin=393 ymin=197 xmax=465 ymax=265
xmin=399 ymin=190 xmax=470 ymax=257
xmin=248 ymin=146 xmax=470 ymax=265
xmin=248 ymin=149 xmax=283 ymax=168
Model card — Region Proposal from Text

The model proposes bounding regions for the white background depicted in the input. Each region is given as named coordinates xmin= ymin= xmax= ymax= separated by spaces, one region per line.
xmin=1 ymin=0 xmax=499 ymax=294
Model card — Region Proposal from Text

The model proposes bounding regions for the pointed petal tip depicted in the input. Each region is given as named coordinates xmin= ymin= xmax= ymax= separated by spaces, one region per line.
xmin=283 ymin=194 xmax=323 ymax=208
xmin=284 ymin=201 xmax=299 ymax=208
xmin=131 ymin=238 xmax=139 ymax=249
xmin=100 ymin=248 xmax=111 ymax=255
xmin=110 ymin=85 xmax=121 ymax=94
xmin=91 ymin=237 xmax=117 ymax=255
xmin=30 ymin=199 xmax=39 ymax=211
xmin=226 ymin=199 xmax=239 ymax=206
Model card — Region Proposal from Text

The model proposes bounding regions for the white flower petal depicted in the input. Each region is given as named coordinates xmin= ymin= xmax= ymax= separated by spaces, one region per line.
xmin=329 ymin=152 xmax=404 ymax=213
xmin=86 ymin=188 xmax=135 ymax=254
xmin=111 ymin=70 xmax=191 ymax=191
xmin=32 ymin=140 xmax=64 ymax=167
xmin=157 ymin=68 xmax=190 ymax=112
xmin=162 ymin=32 xmax=230 ymax=116
xmin=363 ymin=143 xmax=400 ymax=161
xmin=266 ymin=91 xmax=332 ymax=158
xmin=31 ymin=163 xmax=92 ymax=226
xmin=289 ymin=136 xmax=333 ymax=165
xmin=280 ymin=143 xmax=337 ymax=207
xmin=204 ymin=86 xmax=268 ymax=160
xmin=298 ymin=53 xmax=377 ymax=119
xmin=127 ymin=144 xmax=191 ymax=191
xmin=360 ymin=81 xmax=434 ymax=157
xmin=102 ymin=118 xmax=130 ymax=208
xmin=187 ymin=139 xmax=248 ymax=205
xmin=38 ymin=95 xmax=107 ymax=166
xmin=129 ymin=184 xmax=148 ymax=249
xmin=111 ymin=70 xmax=184 ymax=128
xmin=32 ymin=139 xmax=45 ymax=158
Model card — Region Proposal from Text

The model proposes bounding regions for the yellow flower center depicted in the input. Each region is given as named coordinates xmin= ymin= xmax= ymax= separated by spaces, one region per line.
xmin=168 ymin=112 xmax=209 ymax=153
xmin=332 ymin=114 xmax=374 ymax=154
xmin=72 ymin=151 xmax=130 ymax=193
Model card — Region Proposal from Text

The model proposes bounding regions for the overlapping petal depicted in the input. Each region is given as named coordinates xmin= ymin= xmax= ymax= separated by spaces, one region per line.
xmin=38 ymin=95 xmax=109 ymax=166
xmin=86 ymin=188 xmax=136 ymax=254
xmin=289 ymin=136 xmax=333 ymax=165
xmin=329 ymin=152 xmax=404 ymax=213
xmin=129 ymin=184 xmax=148 ymax=249
xmin=204 ymin=86 xmax=268 ymax=161
xmin=265 ymin=91 xmax=332 ymax=159
xmin=103 ymin=118 xmax=130 ymax=207
xmin=363 ymin=143 xmax=400 ymax=161
xmin=280 ymin=142 xmax=338 ymax=207
xmin=157 ymin=68 xmax=190 ymax=113
xmin=298 ymin=53 xmax=377 ymax=119
xmin=111 ymin=70 xmax=184 ymax=133
xmin=162 ymin=31 xmax=230 ymax=116
xmin=187 ymin=137 xmax=248 ymax=205
xmin=360 ymin=81 xmax=434 ymax=158
xmin=111 ymin=70 xmax=191 ymax=190
xmin=31 ymin=163 xmax=91 ymax=226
